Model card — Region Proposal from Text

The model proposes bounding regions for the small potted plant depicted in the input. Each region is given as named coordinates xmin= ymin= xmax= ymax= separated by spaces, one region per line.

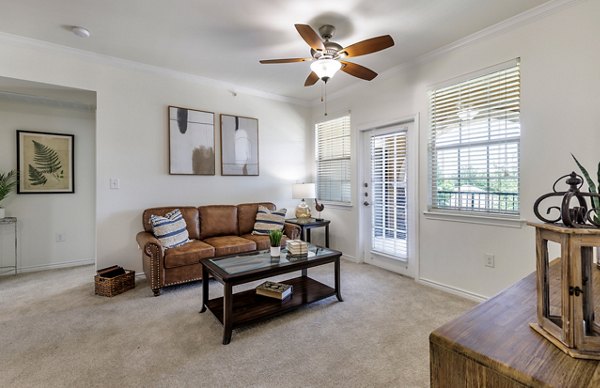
xmin=269 ymin=229 xmax=283 ymax=257
xmin=0 ymin=169 xmax=17 ymax=219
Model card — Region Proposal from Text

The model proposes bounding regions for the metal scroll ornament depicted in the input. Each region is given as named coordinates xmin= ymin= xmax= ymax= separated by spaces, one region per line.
xmin=534 ymin=172 xmax=600 ymax=227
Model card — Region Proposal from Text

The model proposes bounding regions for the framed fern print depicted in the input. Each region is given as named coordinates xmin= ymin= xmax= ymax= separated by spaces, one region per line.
xmin=17 ymin=130 xmax=74 ymax=194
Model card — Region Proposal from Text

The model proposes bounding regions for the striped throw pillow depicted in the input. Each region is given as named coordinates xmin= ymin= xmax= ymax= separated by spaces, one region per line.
xmin=150 ymin=209 xmax=190 ymax=248
xmin=252 ymin=205 xmax=287 ymax=235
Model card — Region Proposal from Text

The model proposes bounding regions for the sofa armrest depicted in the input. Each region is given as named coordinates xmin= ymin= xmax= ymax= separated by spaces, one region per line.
xmin=136 ymin=231 xmax=165 ymax=296
xmin=136 ymin=231 xmax=164 ymax=256
xmin=283 ymin=223 xmax=301 ymax=240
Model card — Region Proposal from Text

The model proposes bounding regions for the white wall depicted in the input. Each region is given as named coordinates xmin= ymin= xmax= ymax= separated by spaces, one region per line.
xmin=0 ymin=98 xmax=96 ymax=271
xmin=0 ymin=35 xmax=311 ymax=273
xmin=312 ymin=0 xmax=600 ymax=298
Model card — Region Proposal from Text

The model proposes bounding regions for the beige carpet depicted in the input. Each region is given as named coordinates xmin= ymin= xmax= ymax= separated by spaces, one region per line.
xmin=0 ymin=261 xmax=476 ymax=387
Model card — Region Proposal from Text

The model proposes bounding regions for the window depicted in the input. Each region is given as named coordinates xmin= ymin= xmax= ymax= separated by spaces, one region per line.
xmin=315 ymin=115 xmax=351 ymax=204
xmin=429 ymin=60 xmax=520 ymax=215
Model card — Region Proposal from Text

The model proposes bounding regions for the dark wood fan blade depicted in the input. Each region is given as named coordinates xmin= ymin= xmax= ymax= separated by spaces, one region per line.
xmin=295 ymin=24 xmax=325 ymax=51
xmin=340 ymin=61 xmax=378 ymax=81
xmin=259 ymin=58 xmax=311 ymax=64
xmin=342 ymin=35 xmax=394 ymax=57
xmin=304 ymin=71 xmax=319 ymax=87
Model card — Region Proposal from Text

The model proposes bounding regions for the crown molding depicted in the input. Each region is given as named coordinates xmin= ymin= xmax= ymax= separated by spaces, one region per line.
xmin=0 ymin=0 xmax=580 ymax=109
xmin=0 ymin=90 xmax=95 ymax=112
xmin=0 ymin=31 xmax=310 ymax=107
xmin=413 ymin=0 xmax=580 ymax=66
xmin=322 ymin=0 xmax=581 ymax=105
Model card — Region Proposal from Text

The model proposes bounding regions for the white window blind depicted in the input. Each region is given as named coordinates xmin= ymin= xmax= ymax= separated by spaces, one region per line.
xmin=316 ymin=115 xmax=351 ymax=204
xmin=429 ymin=61 xmax=520 ymax=215
xmin=371 ymin=131 xmax=407 ymax=258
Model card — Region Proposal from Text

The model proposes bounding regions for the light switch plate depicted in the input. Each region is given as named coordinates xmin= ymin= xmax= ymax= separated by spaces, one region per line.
xmin=109 ymin=178 xmax=120 ymax=189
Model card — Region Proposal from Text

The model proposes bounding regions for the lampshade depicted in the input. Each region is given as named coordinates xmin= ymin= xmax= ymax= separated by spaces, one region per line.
xmin=292 ymin=183 xmax=316 ymax=199
xmin=310 ymin=59 xmax=342 ymax=82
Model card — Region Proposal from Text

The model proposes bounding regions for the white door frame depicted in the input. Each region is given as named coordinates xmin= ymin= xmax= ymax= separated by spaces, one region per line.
xmin=358 ymin=114 xmax=419 ymax=279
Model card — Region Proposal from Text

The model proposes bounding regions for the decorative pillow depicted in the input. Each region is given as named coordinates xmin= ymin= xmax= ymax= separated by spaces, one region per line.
xmin=252 ymin=205 xmax=287 ymax=235
xmin=150 ymin=209 xmax=190 ymax=248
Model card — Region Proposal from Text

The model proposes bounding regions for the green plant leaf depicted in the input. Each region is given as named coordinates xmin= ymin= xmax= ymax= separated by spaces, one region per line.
xmin=597 ymin=161 xmax=600 ymax=220
xmin=572 ymin=154 xmax=599 ymax=211
xmin=269 ymin=229 xmax=283 ymax=247
xmin=572 ymin=154 xmax=597 ymax=192
xmin=28 ymin=164 xmax=47 ymax=186
xmin=32 ymin=140 xmax=62 ymax=174
xmin=0 ymin=169 xmax=17 ymax=203
xmin=597 ymin=161 xmax=600 ymax=194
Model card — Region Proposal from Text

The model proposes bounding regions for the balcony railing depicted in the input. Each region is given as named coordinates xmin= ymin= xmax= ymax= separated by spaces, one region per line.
xmin=435 ymin=190 xmax=519 ymax=213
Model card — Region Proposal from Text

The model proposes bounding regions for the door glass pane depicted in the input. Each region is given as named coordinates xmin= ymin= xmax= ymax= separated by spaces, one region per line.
xmin=370 ymin=131 xmax=407 ymax=259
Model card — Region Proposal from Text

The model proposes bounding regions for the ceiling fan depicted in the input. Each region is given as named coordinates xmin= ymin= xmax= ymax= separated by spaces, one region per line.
xmin=259 ymin=24 xmax=395 ymax=86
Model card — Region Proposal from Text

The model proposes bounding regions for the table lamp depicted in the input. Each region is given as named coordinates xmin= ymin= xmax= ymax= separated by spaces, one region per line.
xmin=292 ymin=183 xmax=316 ymax=218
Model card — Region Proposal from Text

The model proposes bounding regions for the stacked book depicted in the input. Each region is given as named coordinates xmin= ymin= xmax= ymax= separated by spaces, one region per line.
xmin=286 ymin=239 xmax=308 ymax=256
xmin=256 ymin=281 xmax=292 ymax=300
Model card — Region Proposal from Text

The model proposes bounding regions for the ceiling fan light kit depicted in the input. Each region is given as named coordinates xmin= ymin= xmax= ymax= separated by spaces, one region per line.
xmin=310 ymin=58 xmax=342 ymax=83
xmin=259 ymin=23 xmax=394 ymax=87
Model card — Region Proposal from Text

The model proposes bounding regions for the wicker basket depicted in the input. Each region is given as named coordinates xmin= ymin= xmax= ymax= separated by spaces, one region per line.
xmin=95 ymin=269 xmax=135 ymax=297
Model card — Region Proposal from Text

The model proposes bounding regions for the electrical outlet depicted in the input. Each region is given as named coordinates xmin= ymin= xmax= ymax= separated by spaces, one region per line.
xmin=56 ymin=233 xmax=66 ymax=242
xmin=109 ymin=178 xmax=120 ymax=189
xmin=485 ymin=253 xmax=495 ymax=268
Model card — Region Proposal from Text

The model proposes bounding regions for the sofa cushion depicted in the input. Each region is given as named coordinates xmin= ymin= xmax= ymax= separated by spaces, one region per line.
xmin=199 ymin=205 xmax=238 ymax=240
xmin=237 ymin=202 xmax=275 ymax=235
xmin=203 ymin=236 xmax=256 ymax=257
xmin=149 ymin=209 xmax=190 ymax=248
xmin=240 ymin=234 xmax=271 ymax=250
xmin=240 ymin=234 xmax=289 ymax=250
xmin=252 ymin=205 xmax=287 ymax=235
xmin=143 ymin=207 xmax=200 ymax=240
xmin=164 ymin=239 xmax=215 ymax=269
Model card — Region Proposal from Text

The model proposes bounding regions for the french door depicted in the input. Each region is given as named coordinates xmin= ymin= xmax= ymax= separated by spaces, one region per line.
xmin=362 ymin=122 xmax=416 ymax=277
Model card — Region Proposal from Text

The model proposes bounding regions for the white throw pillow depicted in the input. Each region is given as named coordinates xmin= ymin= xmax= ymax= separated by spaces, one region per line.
xmin=252 ymin=205 xmax=286 ymax=235
xmin=150 ymin=209 xmax=190 ymax=248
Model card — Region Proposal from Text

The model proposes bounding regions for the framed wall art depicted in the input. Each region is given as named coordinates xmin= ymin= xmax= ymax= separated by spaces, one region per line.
xmin=220 ymin=114 xmax=259 ymax=176
xmin=17 ymin=130 xmax=74 ymax=194
xmin=169 ymin=106 xmax=215 ymax=175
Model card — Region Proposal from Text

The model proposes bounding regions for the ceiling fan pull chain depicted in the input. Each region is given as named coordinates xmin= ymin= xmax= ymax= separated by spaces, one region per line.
xmin=324 ymin=83 xmax=328 ymax=116
xmin=320 ymin=82 xmax=324 ymax=103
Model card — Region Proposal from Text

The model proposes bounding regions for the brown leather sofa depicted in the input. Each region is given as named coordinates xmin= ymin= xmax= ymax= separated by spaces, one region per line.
xmin=136 ymin=202 xmax=300 ymax=296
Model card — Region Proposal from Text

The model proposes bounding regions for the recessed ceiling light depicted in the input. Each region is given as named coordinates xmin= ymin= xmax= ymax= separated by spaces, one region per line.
xmin=71 ymin=26 xmax=90 ymax=38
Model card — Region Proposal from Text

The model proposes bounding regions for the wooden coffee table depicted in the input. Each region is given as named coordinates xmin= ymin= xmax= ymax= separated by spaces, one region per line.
xmin=200 ymin=246 xmax=343 ymax=344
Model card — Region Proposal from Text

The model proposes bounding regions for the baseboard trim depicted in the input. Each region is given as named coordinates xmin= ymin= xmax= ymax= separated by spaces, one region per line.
xmin=417 ymin=277 xmax=487 ymax=303
xmin=17 ymin=258 xmax=95 ymax=273
xmin=341 ymin=254 xmax=361 ymax=263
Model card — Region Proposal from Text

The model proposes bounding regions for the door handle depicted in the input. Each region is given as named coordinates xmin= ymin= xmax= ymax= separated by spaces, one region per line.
xmin=363 ymin=201 xmax=370 ymax=206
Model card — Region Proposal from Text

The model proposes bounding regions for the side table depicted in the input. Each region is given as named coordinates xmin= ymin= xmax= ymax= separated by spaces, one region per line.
xmin=0 ymin=217 xmax=17 ymax=275
xmin=286 ymin=218 xmax=330 ymax=248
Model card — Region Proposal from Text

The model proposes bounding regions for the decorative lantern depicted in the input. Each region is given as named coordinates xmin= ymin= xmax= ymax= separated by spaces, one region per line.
xmin=530 ymin=172 xmax=600 ymax=359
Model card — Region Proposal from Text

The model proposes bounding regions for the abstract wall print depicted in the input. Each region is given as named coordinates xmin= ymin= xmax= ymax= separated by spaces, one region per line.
xmin=17 ymin=130 xmax=74 ymax=194
xmin=169 ymin=106 xmax=215 ymax=175
xmin=220 ymin=114 xmax=259 ymax=176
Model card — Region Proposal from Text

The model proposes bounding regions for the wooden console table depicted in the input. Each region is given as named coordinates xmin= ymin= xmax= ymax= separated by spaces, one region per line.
xmin=430 ymin=259 xmax=600 ymax=387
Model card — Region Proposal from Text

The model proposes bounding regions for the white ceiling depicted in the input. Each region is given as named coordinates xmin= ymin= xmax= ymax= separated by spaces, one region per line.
xmin=0 ymin=0 xmax=553 ymax=102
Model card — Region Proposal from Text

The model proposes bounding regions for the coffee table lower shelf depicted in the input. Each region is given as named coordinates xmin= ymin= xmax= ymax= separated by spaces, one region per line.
xmin=205 ymin=276 xmax=335 ymax=328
